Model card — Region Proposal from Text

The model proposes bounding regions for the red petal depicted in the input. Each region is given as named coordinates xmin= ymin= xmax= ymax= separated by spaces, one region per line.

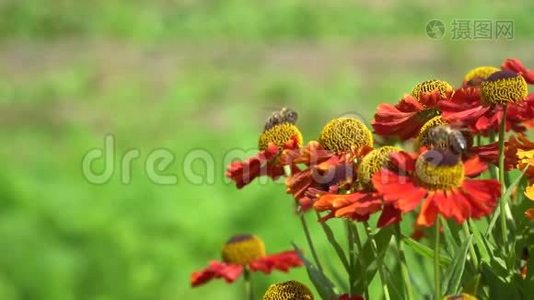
xmin=502 ymin=58 xmax=534 ymax=84
xmin=416 ymin=193 xmax=439 ymax=227
xmin=191 ymin=261 xmax=243 ymax=287
xmin=372 ymin=95 xmax=432 ymax=139
xmin=463 ymin=155 xmax=488 ymax=177
xmin=461 ymin=179 xmax=500 ymax=219
xmin=377 ymin=204 xmax=402 ymax=228
xmin=373 ymin=169 xmax=426 ymax=212
xmin=225 ymin=145 xmax=281 ymax=188
xmin=249 ymin=250 xmax=303 ymax=274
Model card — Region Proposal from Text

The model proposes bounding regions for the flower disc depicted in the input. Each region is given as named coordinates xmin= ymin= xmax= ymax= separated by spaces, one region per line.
xmin=415 ymin=150 xmax=464 ymax=190
xmin=221 ymin=234 xmax=266 ymax=266
xmin=263 ymin=280 xmax=314 ymax=300
xmin=411 ymin=79 xmax=454 ymax=101
xmin=357 ymin=146 xmax=401 ymax=188
xmin=258 ymin=123 xmax=303 ymax=151
xmin=481 ymin=70 xmax=528 ymax=105
xmin=319 ymin=117 xmax=373 ymax=153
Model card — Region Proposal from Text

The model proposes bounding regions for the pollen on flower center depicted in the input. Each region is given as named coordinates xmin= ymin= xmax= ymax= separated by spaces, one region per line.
xmin=221 ymin=234 xmax=266 ymax=266
xmin=258 ymin=123 xmax=303 ymax=151
xmin=357 ymin=146 xmax=401 ymax=188
xmin=480 ymin=70 xmax=528 ymax=105
xmin=415 ymin=150 xmax=464 ymax=190
xmin=262 ymin=280 xmax=314 ymax=300
xmin=318 ymin=117 xmax=373 ymax=153
xmin=464 ymin=66 xmax=500 ymax=86
xmin=411 ymin=79 xmax=454 ymax=101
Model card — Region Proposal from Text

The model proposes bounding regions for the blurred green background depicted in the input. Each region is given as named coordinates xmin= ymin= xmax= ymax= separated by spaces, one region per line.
xmin=0 ymin=0 xmax=533 ymax=299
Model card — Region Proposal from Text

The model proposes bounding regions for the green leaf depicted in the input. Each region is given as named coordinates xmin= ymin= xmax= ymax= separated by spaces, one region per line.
xmin=441 ymin=235 xmax=472 ymax=295
xmin=292 ymin=243 xmax=336 ymax=300
xmin=351 ymin=225 xmax=394 ymax=295
xmin=319 ymin=220 xmax=350 ymax=273
xmin=402 ymin=236 xmax=452 ymax=266
xmin=481 ymin=261 xmax=521 ymax=299
xmin=442 ymin=220 xmax=460 ymax=257
xmin=468 ymin=219 xmax=491 ymax=263
xmin=485 ymin=165 xmax=529 ymax=239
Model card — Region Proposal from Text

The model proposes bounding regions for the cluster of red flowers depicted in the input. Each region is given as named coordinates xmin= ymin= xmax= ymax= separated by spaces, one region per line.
xmin=191 ymin=58 xmax=534 ymax=299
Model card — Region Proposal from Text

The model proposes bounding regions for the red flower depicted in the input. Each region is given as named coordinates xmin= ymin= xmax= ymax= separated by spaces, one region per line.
xmin=373 ymin=150 xmax=500 ymax=227
xmin=286 ymin=149 xmax=364 ymax=211
xmin=191 ymin=234 xmax=302 ymax=287
xmin=314 ymin=146 xmax=403 ymax=227
xmin=372 ymin=94 xmax=441 ymax=140
xmin=502 ymin=58 xmax=534 ymax=84
xmin=284 ymin=117 xmax=374 ymax=211
xmin=372 ymin=80 xmax=453 ymax=139
xmin=440 ymin=58 xmax=533 ymax=135
xmin=226 ymin=136 xmax=300 ymax=188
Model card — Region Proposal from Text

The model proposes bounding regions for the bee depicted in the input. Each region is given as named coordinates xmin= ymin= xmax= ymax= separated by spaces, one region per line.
xmin=263 ymin=107 xmax=298 ymax=131
xmin=427 ymin=125 xmax=469 ymax=155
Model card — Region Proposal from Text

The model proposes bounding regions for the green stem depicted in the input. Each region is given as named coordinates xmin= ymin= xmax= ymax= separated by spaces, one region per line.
xmin=363 ymin=221 xmax=390 ymax=300
xmin=462 ymin=222 xmax=479 ymax=270
xmin=300 ymin=214 xmax=324 ymax=273
xmin=434 ymin=217 xmax=441 ymax=300
xmin=498 ymin=104 xmax=508 ymax=250
xmin=283 ymin=165 xmax=324 ymax=273
xmin=395 ymin=223 xmax=414 ymax=300
xmin=489 ymin=131 xmax=497 ymax=179
xmin=346 ymin=220 xmax=355 ymax=296
xmin=351 ymin=223 xmax=369 ymax=300
xmin=244 ymin=267 xmax=253 ymax=300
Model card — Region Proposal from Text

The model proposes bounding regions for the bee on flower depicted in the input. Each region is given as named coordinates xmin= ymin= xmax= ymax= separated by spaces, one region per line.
xmin=372 ymin=148 xmax=500 ymax=226
xmin=226 ymin=107 xmax=304 ymax=188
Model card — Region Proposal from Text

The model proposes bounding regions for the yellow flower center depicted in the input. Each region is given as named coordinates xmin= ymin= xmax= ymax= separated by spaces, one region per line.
xmin=415 ymin=150 xmax=464 ymax=190
xmin=480 ymin=70 xmax=528 ymax=105
xmin=357 ymin=146 xmax=401 ymax=188
xmin=258 ymin=123 xmax=303 ymax=151
xmin=464 ymin=66 xmax=499 ymax=86
xmin=416 ymin=116 xmax=447 ymax=148
xmin=262 ymin=280 xmax=314 ymax=300
xmin=221 ymin=234 xmax=266 ymax=265
xmin=318 ymin=117 xmax=373 ymax=153
xmin=411 ymin=80 xmax=454 ymax=102
xmin=443 ymin=293 xmax=478 ymax=300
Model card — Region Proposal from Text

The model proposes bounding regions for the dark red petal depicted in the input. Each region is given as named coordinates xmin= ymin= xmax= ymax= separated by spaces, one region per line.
xmin=377 ymin=204 xmax=402 ymax=228
xmin=372 ymin=95 xmax=432 ymax=139
xmin=191 ymin=261 xmax=243 ymax=287
xmin=249 ymin=250 xmax=303 ymax=274
xmin=502 ymin=58 xmax=534 ymax=84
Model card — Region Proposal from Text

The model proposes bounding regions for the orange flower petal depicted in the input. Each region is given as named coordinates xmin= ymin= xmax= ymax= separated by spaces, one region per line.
xmin=525 ymin=208 xmax=534 ymax=221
